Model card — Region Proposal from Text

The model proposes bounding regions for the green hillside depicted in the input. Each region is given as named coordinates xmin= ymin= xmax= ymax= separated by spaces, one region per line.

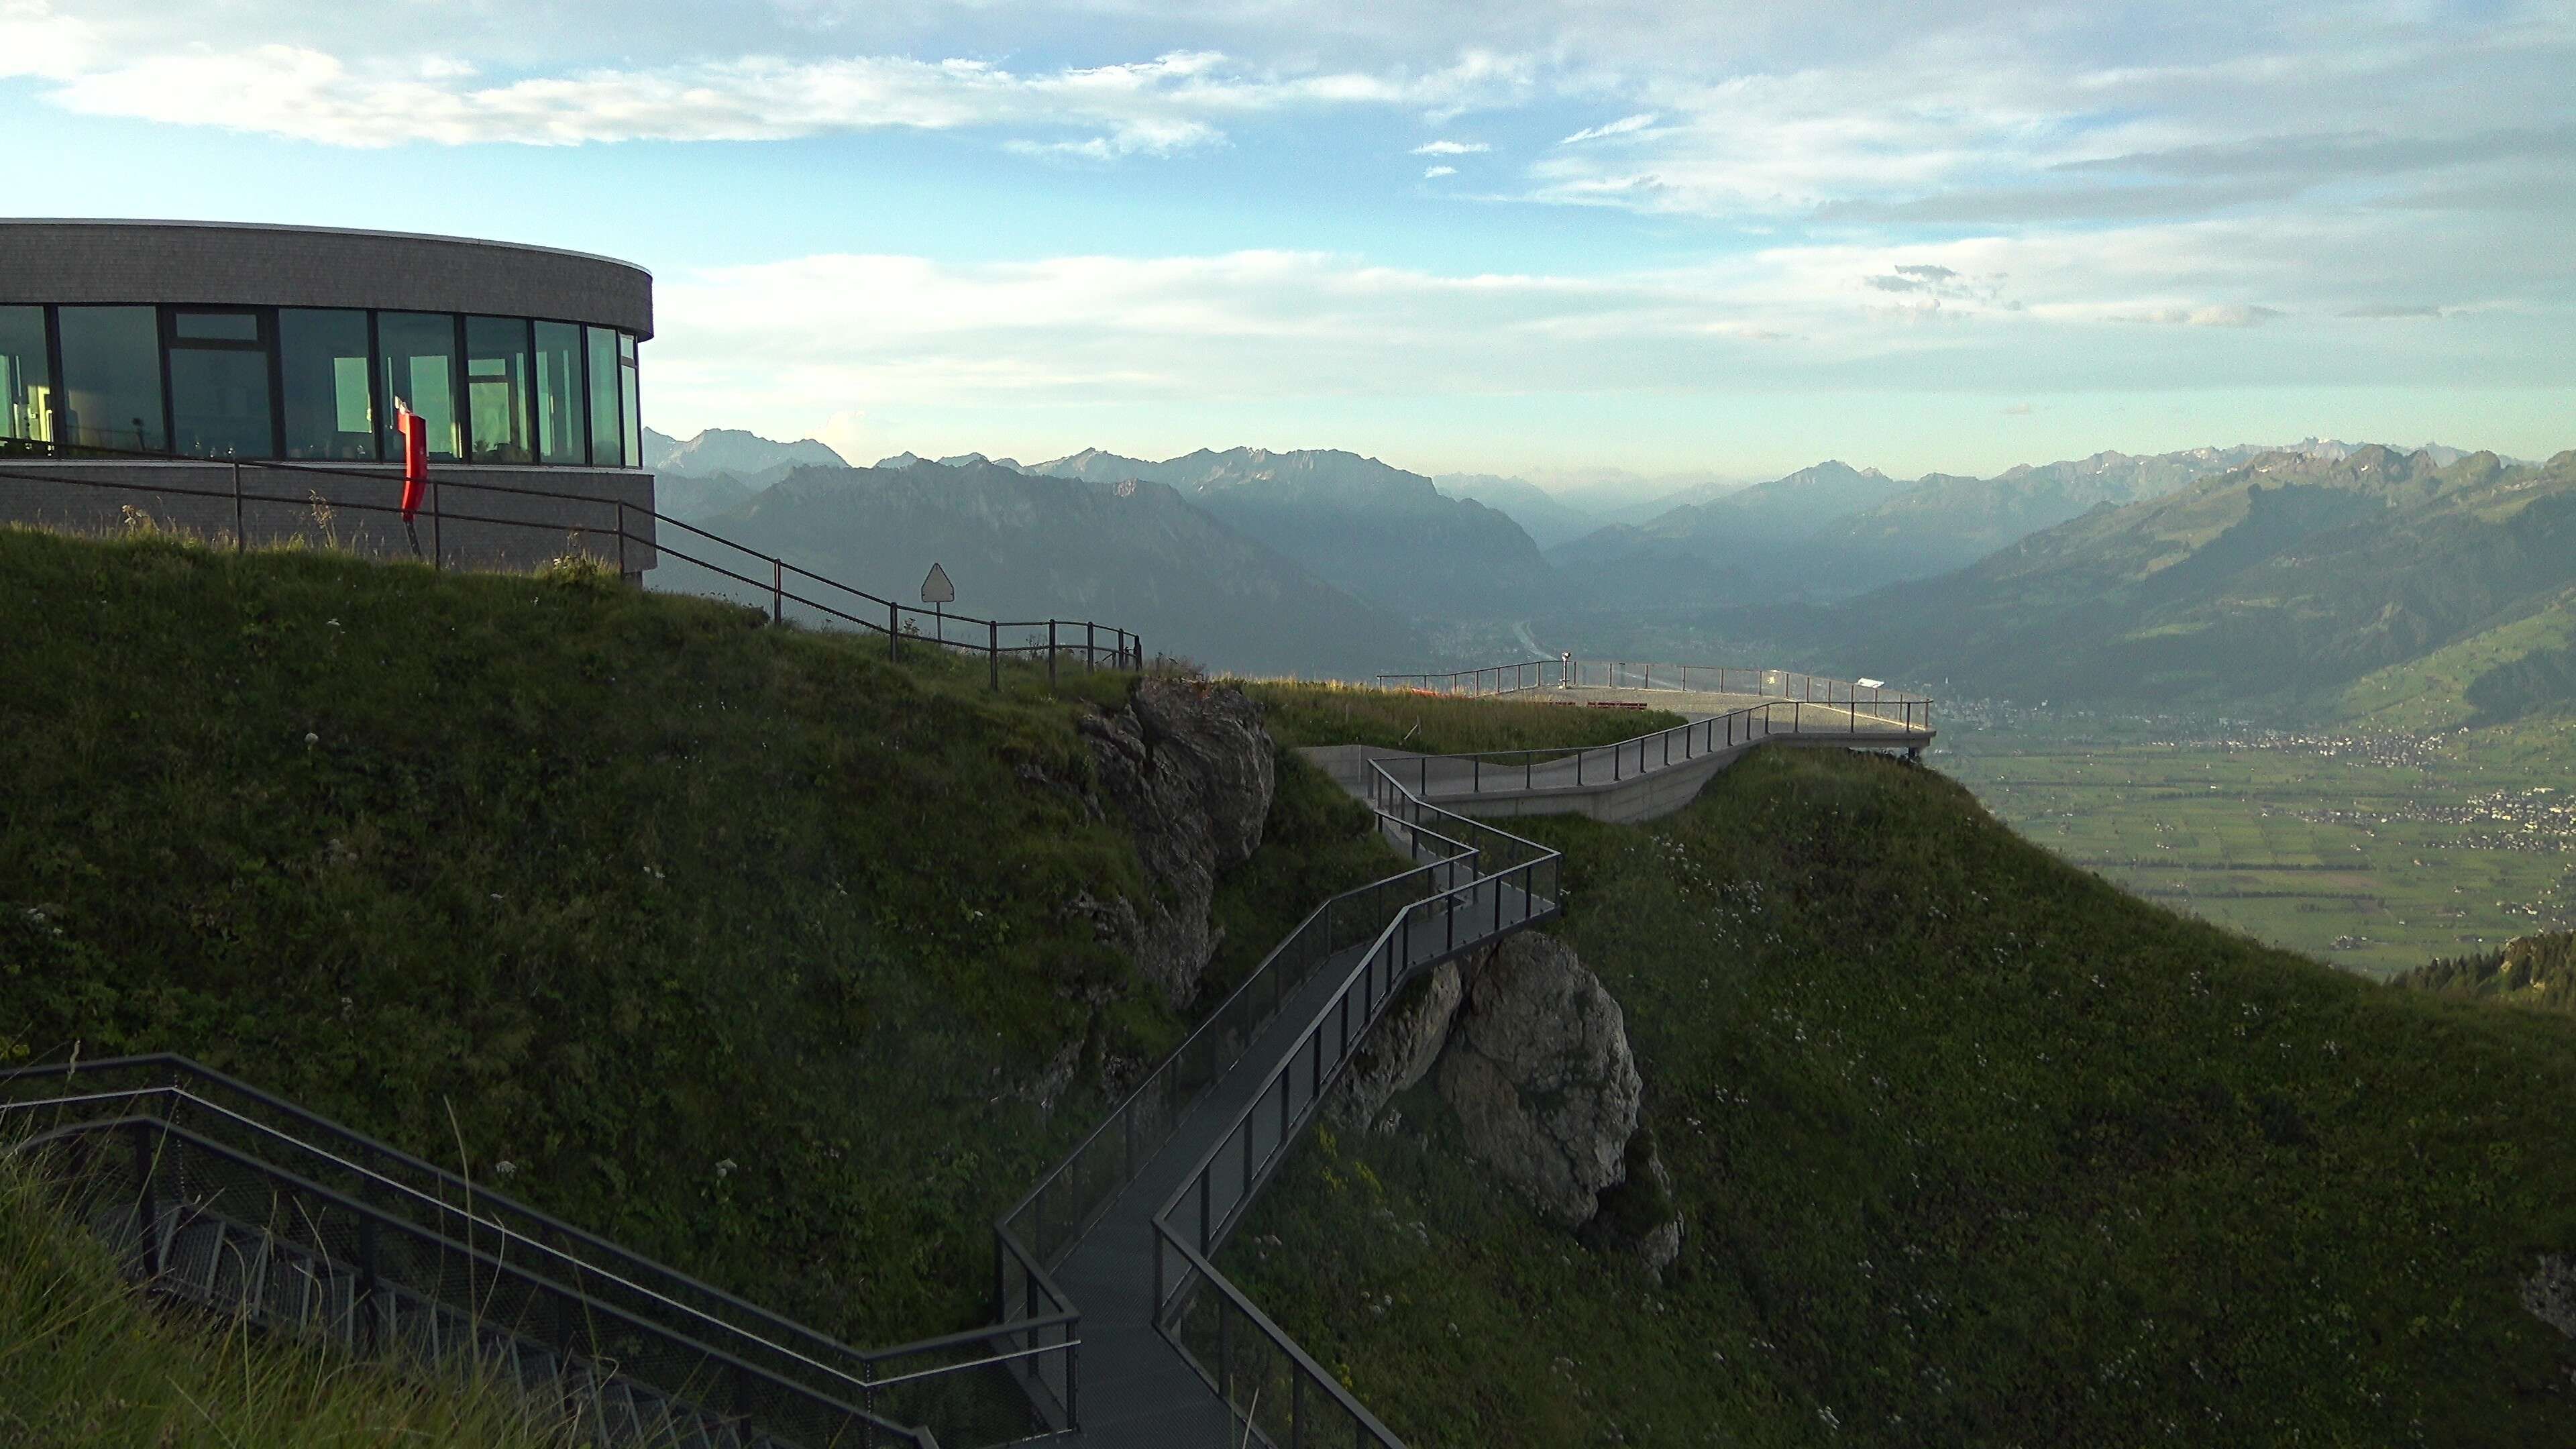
xmin=1228 ymin=749 xmax=2576 ymax=1446
xmin=0 ymin=525 xmax=1397 ymax=1348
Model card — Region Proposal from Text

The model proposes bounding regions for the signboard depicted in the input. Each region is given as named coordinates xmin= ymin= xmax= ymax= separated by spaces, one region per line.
xmin=920 ymin=562 xmax=955 ymax=605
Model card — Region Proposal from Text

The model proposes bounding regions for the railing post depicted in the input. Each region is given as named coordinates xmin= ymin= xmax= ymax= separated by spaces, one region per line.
xmin=1087 ymin=622 xmax=1096 ymax=669
xmin=616 ymin=499 xmax=627 ymax=576
xmin=989 ymin=620 xmax=1000 ymax=692
xmin=890 ymin=600 xmax=900 ymax=661
xmin=130 ymin=1121 xmax=158 ymax=1274
xmin=431 ymin=479 xmax=443 ymax=571
xmin=1049 ymin=620 xmax=1059 ymax=688
xmin=232 ymin=461 xmax=244 ymax=552
xmin=771 ymin=557 xmax=784 ymax=625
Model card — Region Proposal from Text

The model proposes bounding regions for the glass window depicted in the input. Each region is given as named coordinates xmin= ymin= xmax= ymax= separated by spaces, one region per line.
xmin=534 ymin=320 xmax=586 ymax=466
xmin=379 ymin=311 xmax=460 ymax=461
xmin=173 ymin=313 xmax=261 ymax=343
xmin=619 ymin=331 xmax=640 ymax=470
xmin=464 ymin=316 xmax=534 ymax=465
xmin=56 ymin=305 xmax=165 ymax=453
xmin=0 ymin=306 xmax=52 ymax=453
xmin=166 ymin=309 xmax=276 ymax=460
xmin=278 ymin=308 xmax=376 ymax=460
xmin=586 ymin=325 xmax=621 ymax=466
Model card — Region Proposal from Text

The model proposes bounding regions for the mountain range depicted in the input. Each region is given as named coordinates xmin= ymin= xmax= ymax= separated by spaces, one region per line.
xmin=651 ymin=458 xmax=1413 ymax=677
xmin=637 ymin=427 xmax=2564 ymax=708
xmin=1765 ymin=446 xmax=2576 ymax=720
xmin=645 ymin=427 xmax=851 ymax=520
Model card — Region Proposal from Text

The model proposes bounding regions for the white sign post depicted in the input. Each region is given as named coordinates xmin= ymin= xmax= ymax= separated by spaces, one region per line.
xmin=921 ymin=562 xmax=955 ymax=643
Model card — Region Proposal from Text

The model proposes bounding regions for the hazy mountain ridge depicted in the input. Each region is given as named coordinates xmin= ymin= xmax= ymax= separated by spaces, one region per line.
xmin=1432 ymin=473 xmax=1600 ymax=549
xmin=653 ymin=458 xmax=1414 ymax=676
xmin=647 ymin=427 xmax=854 ymax=521
xmin=645 ymin=426 xmax=847 ymax=480
xmin=1025 ymin=447 xmax=1554 ymax=619
xmin=1779 ymin=445 xmax=2576 ymax=716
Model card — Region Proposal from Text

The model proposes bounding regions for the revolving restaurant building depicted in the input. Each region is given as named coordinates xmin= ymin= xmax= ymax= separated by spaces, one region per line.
xmin=0 ymin=219 xmax=656 ymax=576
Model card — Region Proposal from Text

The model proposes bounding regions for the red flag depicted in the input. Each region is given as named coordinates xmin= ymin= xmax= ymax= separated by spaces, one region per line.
xmin=394 ymin=402 xmax=429 ymax=523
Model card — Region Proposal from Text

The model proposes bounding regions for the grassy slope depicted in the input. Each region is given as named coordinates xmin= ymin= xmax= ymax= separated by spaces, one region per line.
xmin=0 ymin=1150 xmax=580 ymax=1449
xmin=1228 ymin=748 xmax=2576 ymax=1447
xmin=2333 ymin=589 xmax=2576 ymax=730
xmin=1238 ymin=680 xmax=1685 ymax=754
xmin=0 ymin=527 xmax=1403 ymax=1348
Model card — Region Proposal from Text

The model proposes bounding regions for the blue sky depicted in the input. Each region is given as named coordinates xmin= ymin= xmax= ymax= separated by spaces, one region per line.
xmin=5 ymin=0 xmax=2571 ymax=486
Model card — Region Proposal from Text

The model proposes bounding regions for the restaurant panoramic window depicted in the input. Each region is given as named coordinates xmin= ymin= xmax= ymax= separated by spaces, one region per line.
xmin=166 ymin=309 xmax=277 ymax=460
xmin=0 ymin=306 xmax=52 ymax=453
xmin=466 ymin=315 xmax=534 ymax=465
xmin=278 ymin=308 xmax=376 ymax=461
xmin=534 ymin=320 xmax=586 ymax=466
xmin=586 ymin=325 xmax=621 ymax=467
xmin=618 ymin=331 xmax=640 ymax=470
xmin=379 ymin=311 xmax=461 ymax=461
xmin=56 ymin=305 xmax=166 ymax=453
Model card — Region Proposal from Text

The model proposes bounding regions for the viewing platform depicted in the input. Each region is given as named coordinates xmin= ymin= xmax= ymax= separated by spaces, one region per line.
xmin=1305 ymin=659 xmax=1936 ymax=824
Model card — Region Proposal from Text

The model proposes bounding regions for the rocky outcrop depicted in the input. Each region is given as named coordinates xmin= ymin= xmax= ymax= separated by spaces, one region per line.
xmin=1073 ymin=678 xmax=1275 ymax=1006
xmin=1437 ymin=931 xmax=1644 ymax=1226
xmin=1332 ymin=928 xmax=1685 ymax=1274
xmin=1328 ymin=959 xmax=1463 ymax=1131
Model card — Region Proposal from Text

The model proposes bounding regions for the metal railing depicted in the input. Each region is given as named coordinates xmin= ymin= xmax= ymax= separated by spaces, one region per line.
xmin=0 ymin=442 xmax=1142 ymax=688
xmin=995 ymin=807 xmax=1487 ymax=1279
xmin=1146 ymin=763 xmax=1563 ymax=1448
xmin=1366 ymin=694 xmax=1935 ymax=801
xmin=1377 ymin=657 xmax=1932 ymax=705
xmin=0 ymin=1064 xmax=943 ymax=1448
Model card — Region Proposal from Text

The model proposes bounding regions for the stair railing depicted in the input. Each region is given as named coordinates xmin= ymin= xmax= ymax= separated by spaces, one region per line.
xmin=1146 ymin=761 xmax=1563 ymax=1449
xmin=3 ymin=1097 xmax=939 ymax=1448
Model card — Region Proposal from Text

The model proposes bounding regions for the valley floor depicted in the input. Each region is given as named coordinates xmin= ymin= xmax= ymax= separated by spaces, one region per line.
xmin=1936 ymin=704 xmax=2576 ymax=978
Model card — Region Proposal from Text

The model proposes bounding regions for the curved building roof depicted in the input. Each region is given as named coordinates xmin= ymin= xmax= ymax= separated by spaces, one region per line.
xmin=0 ymin=219 xmax=653 ymax=338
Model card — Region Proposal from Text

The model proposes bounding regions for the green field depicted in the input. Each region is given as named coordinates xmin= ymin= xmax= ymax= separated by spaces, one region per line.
xmin=1937 ymin=704 xmax=2576 ymax=978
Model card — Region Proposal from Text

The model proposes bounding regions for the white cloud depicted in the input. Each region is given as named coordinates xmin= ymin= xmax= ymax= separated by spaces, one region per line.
xmin=1424 ymin=164 xmax=1456 ymax=178
xmin=1411 ymin=139 xmax=1489 ymax=155
xmin=645 ymin=220 xmax=2567 ymax=443
xmin=1559 ymin=112 xmax=1656 ymax=144
xmin=7 ymin=4 xmax=1531 ymax=152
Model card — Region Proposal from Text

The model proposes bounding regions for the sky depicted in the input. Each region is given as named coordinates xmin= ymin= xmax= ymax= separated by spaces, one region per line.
xmin=5 ymin=0 xmax=2571 ymax=486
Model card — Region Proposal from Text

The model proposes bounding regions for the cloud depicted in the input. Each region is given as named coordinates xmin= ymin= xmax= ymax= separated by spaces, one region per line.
xmin=9 ymin=10 xmax=1529 ymax=152
xmin=1412 ymin=139 xmax=1489 ymax=155
xmin=2002 ymin=402 xmax=2034 ymax=415
xmin=1424 ymin=164 xmax=1456 ymax=178
xmin=1559 ymin=113 xmax=1655 ymax=145
xmin=2341 ymin=303 xmax=2445 ymax=319
xmin=2112 ymin=304 xmax=2287 ymax=328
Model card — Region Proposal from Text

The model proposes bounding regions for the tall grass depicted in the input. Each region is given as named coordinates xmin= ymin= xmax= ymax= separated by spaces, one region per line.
xmin=0 ymin=1148 xmax=584 ymax=1449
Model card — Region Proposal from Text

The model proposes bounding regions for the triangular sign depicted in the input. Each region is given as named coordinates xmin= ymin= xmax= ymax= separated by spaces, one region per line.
xmin=920 ymin=562 xmax=955 ymax=605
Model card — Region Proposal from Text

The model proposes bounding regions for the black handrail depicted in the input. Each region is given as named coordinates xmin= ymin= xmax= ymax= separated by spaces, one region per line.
xmin=1144 ymin=760 xmax=1563 ymax=1449
xmin=0 ymin=447 xmax=1145 ymax=685
xmin=5 ymin=1102 xmax=939 ymax=1448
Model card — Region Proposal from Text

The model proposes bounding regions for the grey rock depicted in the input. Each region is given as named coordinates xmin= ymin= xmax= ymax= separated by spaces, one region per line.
xmin=1330 ymin=958 xmax=1464 ymax=1130
xmin=1076 ymin=679 xmax=1276 ymax=1006
xmin=2522 ymin=1254 xmax=2576 ymax=1340
xmin=1437 ymin=932 xmax=1642 ymax=1226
